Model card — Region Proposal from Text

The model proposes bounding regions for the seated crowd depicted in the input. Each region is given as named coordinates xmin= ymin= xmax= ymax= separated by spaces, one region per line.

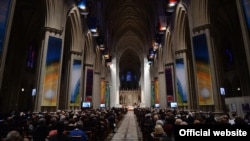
xmin=0 ymin=107 xmax=127 ymax=141
xmin=134 ymin=108 xmax=250 ymax=141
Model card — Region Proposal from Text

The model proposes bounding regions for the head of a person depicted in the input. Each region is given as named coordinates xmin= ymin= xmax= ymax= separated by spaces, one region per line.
xmin=153 ymin=114 xmax=159 ymax=121
xmin=75 ymin=121 xmax=83 ymax=129
xmin=154 ymin=124 xmax=165 ymax=135
xmin=6 ymin=130 xmax=23 ymax=141
xmin=175 ymin=118 xmax=182 ymax=125
xmin=156 ymin=120 xmax=164 ymax=126
xmin=55 ymin=121 xmax=65 ymax=133
xmin=38 ymin=117 xmax=46 ymax=126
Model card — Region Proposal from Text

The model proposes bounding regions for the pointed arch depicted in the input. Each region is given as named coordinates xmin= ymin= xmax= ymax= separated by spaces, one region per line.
xmin=174 ymin=4 xmax=188 ymax=50
xmin=191 ymin=0 xmax=210 ymax=28
xmin=84 ymin=32 xmax=95 ymax=64
xmin=163 ymin=29 xmax=174 ymax=64
xmin=45 ymin=0 xmax=64 ymax=30
xmin=66 ymin=6 xmax=84 ymax=52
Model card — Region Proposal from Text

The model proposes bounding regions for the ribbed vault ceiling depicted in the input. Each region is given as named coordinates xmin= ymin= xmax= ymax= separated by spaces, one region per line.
xmin=105 ymin=0 xmax=155 ymax=52
xmin=104 ymin=0 xmax=155 ymax=78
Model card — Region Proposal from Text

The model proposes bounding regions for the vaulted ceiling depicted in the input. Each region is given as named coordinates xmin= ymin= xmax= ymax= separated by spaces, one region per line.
xmin=103 ymin=0 xmax=158 ymax=80
xmin=104 ymin=0 xmax=155 ymax=52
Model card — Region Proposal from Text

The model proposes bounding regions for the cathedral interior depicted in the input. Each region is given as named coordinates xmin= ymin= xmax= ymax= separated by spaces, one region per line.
xmin=0 ymin=0 xmax=250 ymax=118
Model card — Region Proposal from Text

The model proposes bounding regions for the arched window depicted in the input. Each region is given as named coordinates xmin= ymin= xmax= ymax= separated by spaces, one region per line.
xmin=223 ymin=41 xmax=234 ymax=71
xmin=26 ymin=44 xmax=37 ymax=72
xmin=126 ymin=71 xmax=132 ymax=81
xmin=120 ymin=70 xmax=139 ymax=90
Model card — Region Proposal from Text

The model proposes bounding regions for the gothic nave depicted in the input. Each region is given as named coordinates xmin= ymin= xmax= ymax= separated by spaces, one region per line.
xmin=0 ymin=0 xmax=250 ymax=118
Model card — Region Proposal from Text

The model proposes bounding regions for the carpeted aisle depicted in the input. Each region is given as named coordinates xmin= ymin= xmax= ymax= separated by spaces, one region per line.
xmin=106 ymin=110 xmax=142 ymax=141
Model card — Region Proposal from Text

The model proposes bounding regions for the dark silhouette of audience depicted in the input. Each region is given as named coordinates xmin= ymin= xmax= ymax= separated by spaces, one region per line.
xmin=0 ymin=108 xmax=127 ymax=141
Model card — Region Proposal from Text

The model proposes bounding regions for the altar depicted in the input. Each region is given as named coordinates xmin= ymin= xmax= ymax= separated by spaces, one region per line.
xmin=119 ymin=89 xmax=141 ymax=107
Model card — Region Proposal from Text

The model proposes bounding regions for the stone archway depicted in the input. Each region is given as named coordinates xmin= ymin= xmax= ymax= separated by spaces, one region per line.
xmin=118 ymin=48 xmax=141 ymax=108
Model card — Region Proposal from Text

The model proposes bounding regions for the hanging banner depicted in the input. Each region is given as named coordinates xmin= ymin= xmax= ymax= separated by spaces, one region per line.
xmin=85 ymin=68 xmax=93 ymax=101
xmin=105 ymin=82 xmax=110 ymax=107
xmin=100 ymin=79 xmax=105 ymax=104
xmin=42 ymin=36 xmax=62 ymax=106
xmin=0 ymin=0 xmax=11 ymax=59
xmin=151 ymin=82 xmax=155 ymax=106
xmin=69 ymin=60 xmax=81 ymax=106
xmin=193 ymin=34 xmax=214 ymax=105
xmin=154 ymin=79 xmax=159 ymax=104
xmin=242 ymin=0 xmax=250 ymax=33
xmin=165 ymin=67 xmax=173 ymax=101
xmin=176 ymin=58 xmax=188 ymax=106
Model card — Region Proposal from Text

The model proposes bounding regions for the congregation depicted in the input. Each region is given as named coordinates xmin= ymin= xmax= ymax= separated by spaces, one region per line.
xmin=134 ymin=108 xmax=250 ymax=141
xmin=0 ymin=107 xmax=127 ymax=141
xmin=1 ymin=107 xmax=250 ymax=141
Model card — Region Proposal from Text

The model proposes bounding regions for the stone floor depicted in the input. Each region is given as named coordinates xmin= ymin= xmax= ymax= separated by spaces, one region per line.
xmin=106 ymin=110 xmax=142 ymax=141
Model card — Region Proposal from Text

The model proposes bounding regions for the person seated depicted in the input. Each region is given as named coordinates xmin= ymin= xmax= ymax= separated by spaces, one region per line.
xmin=151 ymin=124 xmax=169 ymax=141
xmin=69 ymin=121 xmax=88 ymax=141
xmin=5 ymin=130 xmax=29 ymax=141
xmin=32 ymin=118 xmax=48 ymax=141
xmin=151 ymin=124 xmax=166 ymax=138
xmin=47 ymin=121 xmax=70 ymax=141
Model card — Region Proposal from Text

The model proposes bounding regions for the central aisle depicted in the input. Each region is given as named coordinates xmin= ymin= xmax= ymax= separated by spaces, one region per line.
xmin=107 ymin=110 xmax=142 ymax=141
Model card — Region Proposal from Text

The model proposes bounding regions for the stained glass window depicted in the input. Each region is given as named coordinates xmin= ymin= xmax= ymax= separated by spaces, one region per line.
xmin=26 ymin=45 xmax=35 ymax=69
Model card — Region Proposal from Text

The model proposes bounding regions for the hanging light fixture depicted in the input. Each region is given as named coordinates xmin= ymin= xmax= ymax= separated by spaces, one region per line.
xmin=158 ymin=16 xmax=167 ymax=33
xmin=153 ymin=34 xmax=162 ymax=51
xmin=166 ymin=0 xmax=178 ymax=12
xmin=96 ymin=35 xmax=105 ymax=50
xmin=147 ymin=50 xmax=154 ymax=65
xmin=101 ymin=48 xmax=111 ymax=66
xmin=77 ymin=0 xmax=89 ymax=16
xmin=148 ymin=48 xmax=155 ymax=59
xmin=87 ymin=16 xmax=99 ymax=37
xmin=102 ymin=49 xmax=110 ymax=59
xmin=152 ymin=40 xmax=158 ymax=51
xmin=106 ymin=56 xmax=112 ymax=66
xmin=168 ymin=0 xmax=177 ymax=7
